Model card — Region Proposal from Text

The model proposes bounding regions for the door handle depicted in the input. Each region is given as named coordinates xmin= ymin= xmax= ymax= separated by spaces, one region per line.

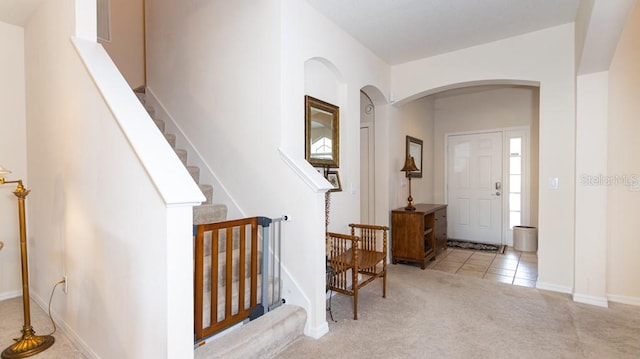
xmin=495 ymin=181 xmax=502 ymax=196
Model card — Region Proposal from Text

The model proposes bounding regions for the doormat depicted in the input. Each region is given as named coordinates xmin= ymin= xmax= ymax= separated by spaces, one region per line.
xmin=447 ymin=240 xmax=505 ymax=254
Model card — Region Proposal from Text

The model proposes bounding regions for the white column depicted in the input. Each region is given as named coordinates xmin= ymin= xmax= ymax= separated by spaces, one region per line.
xmin=574 ymin=71 xmax=609 ymax=307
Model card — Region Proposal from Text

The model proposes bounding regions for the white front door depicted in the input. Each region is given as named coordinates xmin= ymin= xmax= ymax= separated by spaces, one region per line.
xmin=447 ymin=132 xmax=503 ymax=244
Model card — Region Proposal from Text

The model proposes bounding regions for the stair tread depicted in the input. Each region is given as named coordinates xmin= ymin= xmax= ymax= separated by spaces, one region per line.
xmin=135 ymin=92 xmax=146 ymax=104
xmin=175 ymin=148 xmax=188 ymax=165
xmin=145 ymin=105 xmax=156 ymax=118
xmin=193 ymin=204 xmax=228 ymax=225
xmin=194 ymin=305 xmax=306 ymax=359
xmin=199 ymin=184 xmax=213 ymax=204
xmin=153 ymin=119 xmax=165 ymax=133
xmin=165 ymin=133 xmax=176 ymax=148
xmin=188 ymin=166 xmax=201 ymax=183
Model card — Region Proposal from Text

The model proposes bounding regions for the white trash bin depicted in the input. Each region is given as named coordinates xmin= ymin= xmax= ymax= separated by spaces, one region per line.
xmin=513 ymin=226 xmax=537 ymax=252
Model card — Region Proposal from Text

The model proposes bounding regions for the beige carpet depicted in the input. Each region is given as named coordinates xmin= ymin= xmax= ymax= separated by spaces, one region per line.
xmin=277 ymin=264 xmax=640 ymax=358
xmin=0 ymin=297 xmax=84 ymax=358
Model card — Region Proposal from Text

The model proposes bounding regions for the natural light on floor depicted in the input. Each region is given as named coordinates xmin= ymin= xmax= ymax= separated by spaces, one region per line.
xmin=426 ymin=246 xmax=538 ymax=287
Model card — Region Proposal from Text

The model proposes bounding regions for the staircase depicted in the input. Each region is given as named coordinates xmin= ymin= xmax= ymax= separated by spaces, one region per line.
xmin=134 ymin=87 xmax=227 ymax=225
xmin=134 ymin=88 xmax=306 ymax=358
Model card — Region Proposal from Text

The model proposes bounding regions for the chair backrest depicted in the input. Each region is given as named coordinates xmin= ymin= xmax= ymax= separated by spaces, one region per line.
xmin=326 ymin=232 xmax=359 ymax=269
xmin=349 ymin=224 xmax=388 ymax=253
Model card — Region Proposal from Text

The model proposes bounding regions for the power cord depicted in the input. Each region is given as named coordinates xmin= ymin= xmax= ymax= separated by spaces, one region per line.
xmin=43 ymin=278 xmax=65 ymax=336
xmin=326 ymin=264 xmax=336 ymax=322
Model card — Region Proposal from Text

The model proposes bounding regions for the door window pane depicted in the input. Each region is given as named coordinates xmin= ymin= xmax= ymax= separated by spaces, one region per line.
xmin=510 ymin=138 xmax=522 ymax=156
xmin=509 ymin=193 xmax=521 ymax=210
xmin=510 ymin=211 xmax=521 ymax=228
xmin=510 ymin=174 xmax=521 ymax=192
xmin=508 ymin=136 xmax=523 ymax=230
xmin=510 ymin=157 xmax=521 ymax=175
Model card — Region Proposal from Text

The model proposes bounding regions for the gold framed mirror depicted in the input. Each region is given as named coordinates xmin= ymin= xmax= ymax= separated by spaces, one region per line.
xmin=406 ymin=135 xmax=423 ymax=178
xmin=305 ymin=95 xmax=339 ymax=168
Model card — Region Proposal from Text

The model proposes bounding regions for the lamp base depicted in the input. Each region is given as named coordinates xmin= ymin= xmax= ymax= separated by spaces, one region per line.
xmin=405 ymin=195 xmax=416 ymax=211
xmin=1 ymin=327 xmax=54 ymax=359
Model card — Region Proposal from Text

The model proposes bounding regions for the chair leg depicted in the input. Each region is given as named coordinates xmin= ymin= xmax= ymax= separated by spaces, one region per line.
xmin=382 ymin=265 xmax=387 ymax=298
xmin=353 ymin=270 xmax=358 ymax=320
xmin=353 ymin=287 xmax=358 ymax=320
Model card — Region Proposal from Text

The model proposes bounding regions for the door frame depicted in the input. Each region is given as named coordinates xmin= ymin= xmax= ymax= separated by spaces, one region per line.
xmin=360 ymin=122 xmax=375 ymax=224
xmin=444 ymin=126 xmax=531 ymax=246
xmin=502 ymin=127 xmax=531 ymax=245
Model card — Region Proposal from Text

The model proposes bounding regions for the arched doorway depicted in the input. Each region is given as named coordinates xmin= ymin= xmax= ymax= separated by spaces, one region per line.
xmin=360 ymin=91 xmax=375 ymax=224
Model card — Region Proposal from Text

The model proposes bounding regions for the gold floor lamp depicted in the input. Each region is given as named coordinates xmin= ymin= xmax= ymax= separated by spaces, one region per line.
xmin=0 ymin=164 xmax=54 ymax=359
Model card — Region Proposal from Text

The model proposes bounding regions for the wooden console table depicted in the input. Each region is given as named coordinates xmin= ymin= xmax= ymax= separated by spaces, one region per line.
xmin=391 ymin=203 xmax=448 ymax=269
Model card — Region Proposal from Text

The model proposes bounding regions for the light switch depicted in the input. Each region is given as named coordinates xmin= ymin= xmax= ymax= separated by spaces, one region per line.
xmin=549 ymin=177 xmax=559 ymax=190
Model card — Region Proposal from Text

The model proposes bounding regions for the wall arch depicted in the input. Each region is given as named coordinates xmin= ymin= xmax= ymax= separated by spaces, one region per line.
xmin=394 ymin=79 xmax=540 ymax=106
xmin=361 ymin=84 xmax=388 ymax=106
xmin=390 ymin=24 xmax=576 ymax=293
xmin=304 ymin=57 xmax=345 ymax=107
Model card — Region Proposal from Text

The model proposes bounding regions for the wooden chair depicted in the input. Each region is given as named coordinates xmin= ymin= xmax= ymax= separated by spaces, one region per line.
xmin=326 ymin=224 xmax=388 ymax=319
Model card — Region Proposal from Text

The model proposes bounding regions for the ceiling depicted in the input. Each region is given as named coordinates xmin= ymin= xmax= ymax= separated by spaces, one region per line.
xmin=306 ymin=0 xmax=581 ymax=65
xmin=5 ymin=0 xmax=630 ymax=75
xmin=0 ymin=0 xmax=46 ymax=26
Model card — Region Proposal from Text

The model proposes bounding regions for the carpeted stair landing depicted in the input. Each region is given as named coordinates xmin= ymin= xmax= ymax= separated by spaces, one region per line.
xmin=195 ymin=305 xmax=306 ymax=359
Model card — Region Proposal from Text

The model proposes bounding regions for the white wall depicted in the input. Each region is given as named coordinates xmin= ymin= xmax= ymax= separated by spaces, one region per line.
xmin=146 ymin=0 xmax=323 ymax=336
xmin=392 ymin=97 xmax=435 ymax=209
xmin=574 ymin=71 xmax=609 ymax=307
xmin=391 ymin=24 xmax=576 ymax=292
xmin=0 ymin=21 xmax=26 ymax=300
xmin=275 ymin=0 xmax=392 ymax=334
xmin=146 ymin=0 xmax=391 ymax=337
xmin=98 ymin=0 xmax=145 ymax=88
xmin=607 ymin=1 xmax=640 ymax=304
xmin=281 ymin=0 xmax=391 ymax=333
xmin=22 ymin=0 xmax=201 ymax=357
xmin=281 ymin=0 xmax=392 ymax=235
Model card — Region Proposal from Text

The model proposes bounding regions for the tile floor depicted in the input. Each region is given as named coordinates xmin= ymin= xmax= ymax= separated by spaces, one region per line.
xmin=427 ymin=246 xmax=538 ymax=287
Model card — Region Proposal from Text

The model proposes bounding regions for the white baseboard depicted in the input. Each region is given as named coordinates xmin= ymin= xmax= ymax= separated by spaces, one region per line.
xmin=608 ymin=294 xmax=640 ymax=306
xmin=0 ymin=290 xmax=21 ymax=301
xmin=535 ymin=281 xmax=572 ymax=294
xmin=573 ymin=293 xmax=609 ymax=308
xmin=30 ymin=292 xmax=100 ymax=359
xmin=305 ymin=321 xmax=329 ymax=339
xmin=279 ymin=262 xmax=315 ymax=334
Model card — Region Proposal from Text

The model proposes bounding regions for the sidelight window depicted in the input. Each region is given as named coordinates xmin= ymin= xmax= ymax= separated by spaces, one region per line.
xmin=509 ymin=138 xmax=522 ymax=229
